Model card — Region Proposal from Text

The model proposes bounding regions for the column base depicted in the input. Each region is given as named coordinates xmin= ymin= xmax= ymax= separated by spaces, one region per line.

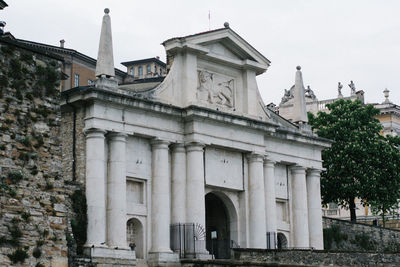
xmin=147 ymin=251 xmax=179 ymax=267
xmin=84 ymin=246 xmax=136 ymax=260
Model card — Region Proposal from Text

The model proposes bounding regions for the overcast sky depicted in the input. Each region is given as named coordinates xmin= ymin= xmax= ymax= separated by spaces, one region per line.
xmin=2 ymin=0 xmax=399 ymax=105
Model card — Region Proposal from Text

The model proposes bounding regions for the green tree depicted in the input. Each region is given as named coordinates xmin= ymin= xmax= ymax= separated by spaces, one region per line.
xmin=308 ymin=99 xmax=400 ymax=222
xmin=367 ymin=135 xmax=400 ymax=226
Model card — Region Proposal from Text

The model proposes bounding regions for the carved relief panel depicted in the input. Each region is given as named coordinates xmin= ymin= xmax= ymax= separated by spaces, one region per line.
xmin=197 ymin=70 xmax=235 ymax=108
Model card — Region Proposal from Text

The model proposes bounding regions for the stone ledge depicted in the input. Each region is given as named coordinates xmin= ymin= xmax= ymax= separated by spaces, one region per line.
xmin=180 ymin=259 xmax=303 ymax=266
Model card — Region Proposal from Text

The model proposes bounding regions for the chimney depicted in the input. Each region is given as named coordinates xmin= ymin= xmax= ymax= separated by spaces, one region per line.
xmin=60 ymin=39 xmax=65 ymax=48
xmin=156 ymin=56 xmax=160 ymax=60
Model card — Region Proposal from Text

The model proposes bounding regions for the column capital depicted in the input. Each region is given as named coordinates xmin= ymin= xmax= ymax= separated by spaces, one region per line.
xmin=84 ymin=128 xmax=107 ymax=138
xmin=151 ymin=138 xmax=170 ymax=149
xmin=108 ymin=132 xmax=128 ymax=142
xmin=264 ymin=157 xmax=276 ymax=166
xmin=307 ymin=168 xmax=322 ymax=177
xmin=290 ymin=165 xmax=306 ymax=174
xmin=171 ymin=143 xmax=186 ymax=153
xmin=185 ymin=141 xmax=205 ymax=152
xmin=247 ymin=152 xmax=264 ymax=163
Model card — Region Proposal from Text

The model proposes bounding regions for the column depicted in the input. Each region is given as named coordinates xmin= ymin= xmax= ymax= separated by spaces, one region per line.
xmin=291 ymin=165 xmax=309 ymax=248
xmin=264 ymin=158 xmax=277 ymax=249
xmin=150 ymin=139 xmax=172 ymax=253
xmin=307 ymin=169 xmax=324 ymax=249
xmin=85 ymin=128 xmax=107 ymax=247
xmin=107 ymin=132 xmax=128 ymax=248
xmin=171 ymin=144 xmax=186 ymax=224
xmin=248 ymin=153 xmax=266 ymax=248
xmin=186 ymin=142 xmax=207 ymax=253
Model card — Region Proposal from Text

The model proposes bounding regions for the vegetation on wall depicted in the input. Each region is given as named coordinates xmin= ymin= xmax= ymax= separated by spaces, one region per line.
xmin=0 ymin=42 xmax=73 ymax=266
xmin=7 ymin=247 xmax=29 ymax=264
xmin=350 ymin=233 xmax=377 ymax=251
xmin=70 ymin=189 xmax=87 ymax=255
xmin=323 ymin=225 xmax=348 ymax=250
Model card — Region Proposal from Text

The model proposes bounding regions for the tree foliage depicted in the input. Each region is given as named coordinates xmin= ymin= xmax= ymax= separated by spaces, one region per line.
xmin=308 ymin=99 xmax=400 ymax=222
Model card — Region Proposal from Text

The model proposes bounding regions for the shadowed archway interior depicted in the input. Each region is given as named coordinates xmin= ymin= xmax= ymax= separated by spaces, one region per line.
xmin=205 ymin=192 xmax=231 ymax=259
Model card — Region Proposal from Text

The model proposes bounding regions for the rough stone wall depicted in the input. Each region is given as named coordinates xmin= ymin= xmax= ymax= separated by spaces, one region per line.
xmin=323 ymin=217 xmax=400 ymax=252
xmin=232 ymin=248 xmax=400 ymax=267
xmin=358 ymin=218 xmax=400 ymax=230
xmin=0 ymin=41 xmax=80 ymax=266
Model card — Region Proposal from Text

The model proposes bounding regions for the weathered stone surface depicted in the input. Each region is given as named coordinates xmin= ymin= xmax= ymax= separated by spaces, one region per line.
xmin=323 ymin=217 xmax=400 ymax=252
xmin=231 ymin=248 xmax=400 ymax=267
xmin=0 ymin=41 xmax=81 ymax=267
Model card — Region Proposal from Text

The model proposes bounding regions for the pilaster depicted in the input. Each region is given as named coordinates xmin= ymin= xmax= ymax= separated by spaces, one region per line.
xmin=171 ymin=143 xmax=186 ymax=224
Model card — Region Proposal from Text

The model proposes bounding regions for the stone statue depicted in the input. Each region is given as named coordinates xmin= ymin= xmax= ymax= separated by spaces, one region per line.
xmin=338 ymin=82 xmax=343 ymax=98
xmin=197 ymin=70 xmax=234 ymax=108
xmin=348 ymin=80 xmax=356 ymax=95
xmin=305 ymin=85 xmax=316 ymax=100
xmin=280 ymin=88 xmax=294 ymax=104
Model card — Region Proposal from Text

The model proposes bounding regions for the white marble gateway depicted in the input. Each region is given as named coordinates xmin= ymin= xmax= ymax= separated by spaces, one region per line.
xmin=61 ymin=9 xmax=331 ymax=266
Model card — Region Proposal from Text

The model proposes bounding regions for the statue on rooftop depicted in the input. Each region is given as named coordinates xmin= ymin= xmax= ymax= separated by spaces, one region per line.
xmin=338 ymin=82 xmax=343 ymax=98
xmin=305 ymin=85 xmax=316 ymax=100
xmin=280 ymin=88 xmax=294 ymax=104
xmin=348 ymin=80 xmax=356 ymax=95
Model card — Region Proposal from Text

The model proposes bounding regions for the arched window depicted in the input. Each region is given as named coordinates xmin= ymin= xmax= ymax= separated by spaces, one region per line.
xmin=130 ymin=67 xmax=135 ymax=76
xmin=146 ymin=64 xmax=151 ymax=74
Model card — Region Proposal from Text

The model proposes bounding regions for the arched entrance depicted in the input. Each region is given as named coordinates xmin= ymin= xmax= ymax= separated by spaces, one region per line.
xmin=205 ymin=192 xmax=234 ymax=259
xmin=127 ymin=218 xmax=144 ymax=258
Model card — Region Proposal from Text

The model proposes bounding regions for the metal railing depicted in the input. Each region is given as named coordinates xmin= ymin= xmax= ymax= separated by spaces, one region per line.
xmin=170 ymin=223 xmax=205 ymax=259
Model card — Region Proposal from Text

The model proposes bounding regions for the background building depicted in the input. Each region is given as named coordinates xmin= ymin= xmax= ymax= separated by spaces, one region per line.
xmin=121 ymin=57 xmax=166 ymax=82
xmin=373 ymin=89 xmax=400 ymax=137
xmin=15 ymin=38 xmax=126 ymax=91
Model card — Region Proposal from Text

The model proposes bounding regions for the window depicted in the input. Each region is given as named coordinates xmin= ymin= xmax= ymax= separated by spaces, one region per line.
xmin=138 ymin=66 xmax=143 ymax=77
xmin=159 ymin=68 xmax=163 ymax=76
xmin=88 ymin=79 xmax=93 ymax=85
xmin=74 ymin=74 xmax=80 ymax=87
xmin=146 ymin=64 xmax=151 ymax=74
xmin=154 ymin=66 xmax=157 ymax=75
xmin=130 ymin=67 xmax=135 ymax=76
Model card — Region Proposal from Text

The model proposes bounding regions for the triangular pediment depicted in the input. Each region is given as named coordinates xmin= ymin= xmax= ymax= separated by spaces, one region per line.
xmin=157 ymin=27 xmax=275 ymax=122
xmin=200 ymin=38 xmax=257 ymax=62
xmin=163 ymin=27 xmax=271 ymax=71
